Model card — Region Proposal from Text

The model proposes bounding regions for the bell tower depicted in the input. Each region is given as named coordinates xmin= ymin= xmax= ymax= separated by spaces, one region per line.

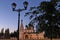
xmin=19 ymin=20 xmax=24 ymax=40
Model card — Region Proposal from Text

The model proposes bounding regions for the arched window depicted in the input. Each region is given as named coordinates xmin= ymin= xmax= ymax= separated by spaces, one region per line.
xmin=25 ymin=35 xmax=28 ymax=39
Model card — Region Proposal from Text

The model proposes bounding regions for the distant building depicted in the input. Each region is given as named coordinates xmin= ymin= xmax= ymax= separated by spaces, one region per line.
xmin=19 ymin=20 xmax=44 ymax=40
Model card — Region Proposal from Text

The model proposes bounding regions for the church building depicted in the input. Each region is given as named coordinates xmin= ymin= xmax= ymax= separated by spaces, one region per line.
xmin=19 ymin=20 xmax=44 ymax=40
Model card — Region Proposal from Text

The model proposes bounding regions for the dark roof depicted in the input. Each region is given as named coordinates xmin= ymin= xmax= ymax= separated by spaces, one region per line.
xmin=25 ymin=24 xmax=34 ymax=30
xmin=28 ymin=24 xmax=34 ymax=27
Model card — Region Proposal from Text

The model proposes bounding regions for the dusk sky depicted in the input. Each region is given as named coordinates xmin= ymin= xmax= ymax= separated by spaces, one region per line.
xmin=0 ymin=0 xmax=50 ymax=32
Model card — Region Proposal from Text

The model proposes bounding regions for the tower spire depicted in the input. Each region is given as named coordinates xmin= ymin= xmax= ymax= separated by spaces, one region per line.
xmin=19 ymin=20 xmax=24 ymax=40
xmin=20 ymin=20 xmax=24 ymax=30
xmin=21 ymin=20 xmax=23 ymax=24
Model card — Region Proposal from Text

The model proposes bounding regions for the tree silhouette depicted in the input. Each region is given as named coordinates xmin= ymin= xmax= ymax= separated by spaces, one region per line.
xmin=0 ymin=28 xmax=4 ymax=38
xmin=25 ymin=0 xmax=60 ymax=40
xmin=10 ymin=30 xmax=18 ymax=37
xmin=5 ymin=28 xmax=10 ymax=38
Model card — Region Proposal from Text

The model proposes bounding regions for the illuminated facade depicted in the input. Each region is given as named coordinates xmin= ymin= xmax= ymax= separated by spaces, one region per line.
xmin=19 ymin=20 xmax=44 ymax=40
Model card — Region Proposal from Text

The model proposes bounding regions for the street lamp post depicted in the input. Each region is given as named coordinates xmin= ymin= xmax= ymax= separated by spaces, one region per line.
xmin=11 ymin=1 xmax=28 ymax=40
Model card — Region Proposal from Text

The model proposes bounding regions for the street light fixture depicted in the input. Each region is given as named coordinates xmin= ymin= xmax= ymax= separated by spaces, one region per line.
xmin=11 ymin=3 xmax=16 ymax=11
xmin=11 ymin=1 xmax=28 ymax=40
xmin=23 ymin=1 xmax=28 ymax=10
xmin=11 ymin=1 xmax=28 ymax=11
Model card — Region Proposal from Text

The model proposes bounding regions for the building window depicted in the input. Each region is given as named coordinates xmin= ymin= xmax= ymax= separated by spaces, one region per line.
xmin=25 ymin=35 xmax=28 ymax=39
